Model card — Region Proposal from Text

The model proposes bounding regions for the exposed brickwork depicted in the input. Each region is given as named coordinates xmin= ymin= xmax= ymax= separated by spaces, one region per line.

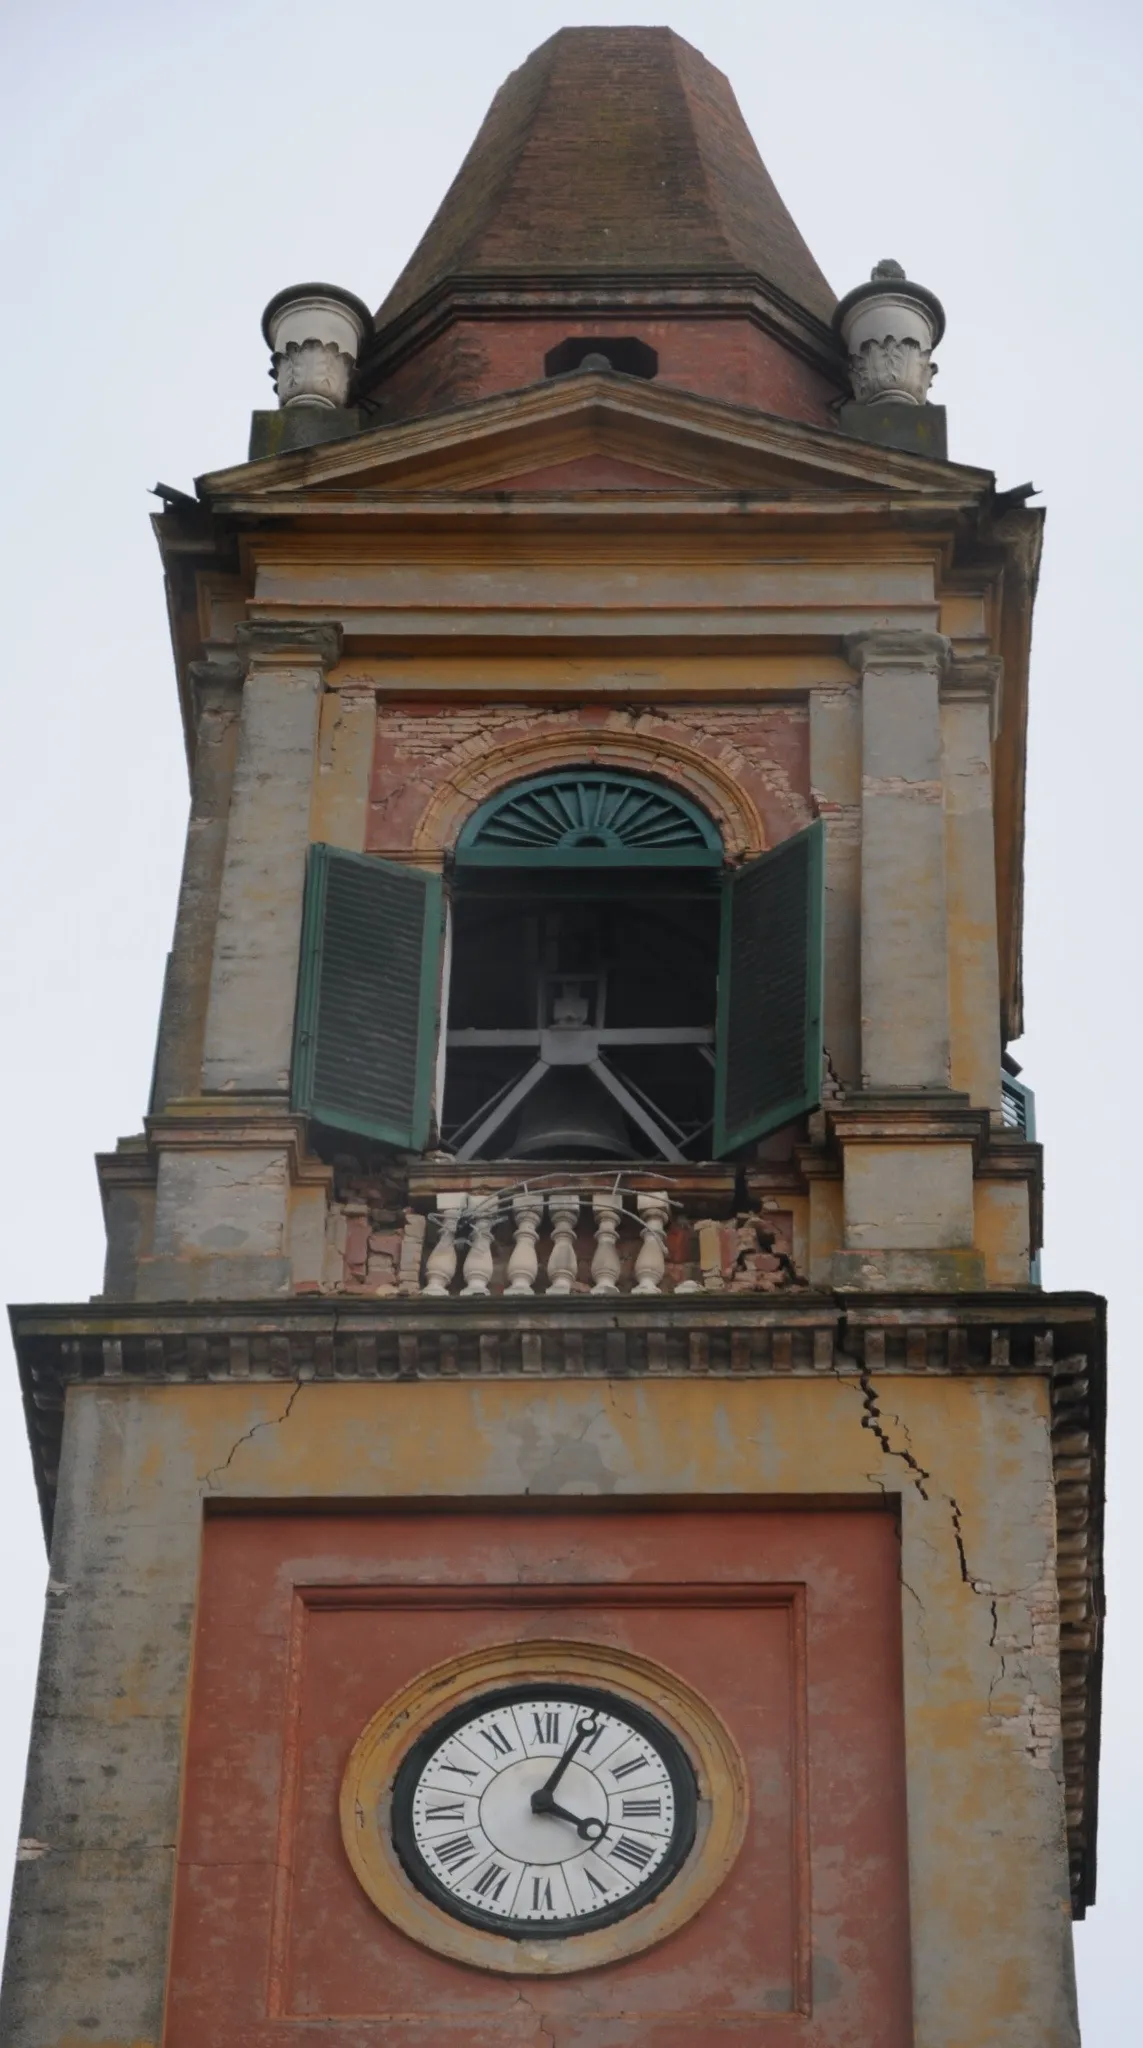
xmin=361 ymin=28 xmax=845 ymax=429
xmin=366 ymin=701 xmax=811 ymax=857
xmin=371 ymin=316 xmax=843 ymax=430
xmin=375 ymin=30 xmax=835 ymax=328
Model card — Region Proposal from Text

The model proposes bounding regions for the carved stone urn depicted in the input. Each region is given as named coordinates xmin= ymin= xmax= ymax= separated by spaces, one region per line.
xmin=261 ymin=283 xmax=373 ymax=409
xmin=833 ymin=259 xmax=945 ymax=407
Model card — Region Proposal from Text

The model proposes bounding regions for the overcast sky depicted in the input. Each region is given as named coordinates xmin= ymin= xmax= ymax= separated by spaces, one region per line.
xmin=1 ymin=1 xmax=1139 ymax=2035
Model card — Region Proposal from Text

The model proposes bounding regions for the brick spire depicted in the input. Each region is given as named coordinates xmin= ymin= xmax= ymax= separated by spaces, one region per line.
xmin=380 ymin=26 xmax=833 ymax=325
xmin=362 ymin=27 xmax=844 ymax=426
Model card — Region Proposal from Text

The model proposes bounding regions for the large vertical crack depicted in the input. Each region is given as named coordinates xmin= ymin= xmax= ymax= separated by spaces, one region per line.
xmin=835 ymin=1318 xmax=974 ymax=1590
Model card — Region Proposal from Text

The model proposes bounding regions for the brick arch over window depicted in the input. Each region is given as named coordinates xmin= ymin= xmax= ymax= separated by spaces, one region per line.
xmin=412 ymin=728 xmax=767 ymax=863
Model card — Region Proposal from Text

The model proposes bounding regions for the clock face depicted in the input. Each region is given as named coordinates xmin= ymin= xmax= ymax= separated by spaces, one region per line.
xmin=391 ymin=1683 xmax=698 ymax=1937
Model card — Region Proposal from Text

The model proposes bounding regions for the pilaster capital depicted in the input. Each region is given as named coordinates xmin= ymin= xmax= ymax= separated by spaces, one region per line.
xmin=941 ymin=652 xmax=1005 ymax=736
xmin=844 ymin=629 xmax=951 ymax=678
xmin=827 ymin=1090 xmax=989 ymax=1158
xmin=234 ymin=619 xmax=343 ymax=673
xmin=187 ymin=646 xmax=246 ymax=721
xmin=145 ymin=1097 xmax=334 ymax=1191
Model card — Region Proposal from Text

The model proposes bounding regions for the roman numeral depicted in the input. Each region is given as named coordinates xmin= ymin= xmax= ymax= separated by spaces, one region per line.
xmin=480 ymin=1721 xmax=513 ymax=1758
xmin=433 ymin=1832 xmax=477 ymax=1871
xmin=424 ymin=1801 xmax=466 ymax=1820
xmin=610 ymin=1834 xmax=655 ymax=1872
xmin=621 ymin=1796 xmax=662 ymax=1818
xmin=531 ymin=1875 xmax=554 ymax=1911
xmin=439 ymin=1761 xmax=478 ymax=1780
xmin=578 ymin=1718 xmax=604 ymax=1753
xmin=531 ymin=1710 xmax=561 ymax=1744
xmin=585 ymin=1866 xmax=610 ymax=1896
xmin=472 ymin=1861 xmax=510 ymax=1900
xmin=608 ymin=1754 xmax=644 ymax=1780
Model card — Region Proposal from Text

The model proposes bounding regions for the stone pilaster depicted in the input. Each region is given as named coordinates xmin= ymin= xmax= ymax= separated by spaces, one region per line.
xmin=809 ymin=683 xmax=862 ymax=1087
xmin=848 ymin=629 xmax=951 ymax=1090
xmin=201 ymin=621 xmax=342 ymax=1095
xmin=942 ymin=656 xmax=1004 ymax=1113
xmin=151 ymin=651 xmax=244 ymax=1112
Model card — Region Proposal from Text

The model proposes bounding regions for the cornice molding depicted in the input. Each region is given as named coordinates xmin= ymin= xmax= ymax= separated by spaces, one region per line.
xmin=361 ymin=268 xmax=845 ymax=389
xmin=198 ymin=371 xmax=995 ymax=506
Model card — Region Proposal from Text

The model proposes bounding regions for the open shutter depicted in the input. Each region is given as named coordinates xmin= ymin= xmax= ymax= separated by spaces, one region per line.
xmin=1001 ymin=1071 xmax=1036 ymax=1139
xmin=292 ymin=844 xmax=443 ymax=1148
xmin=1001 ymin=1069 xmax=1040 ymax=1282
xmin=714 ymin=820 xmax=824 ymax=1154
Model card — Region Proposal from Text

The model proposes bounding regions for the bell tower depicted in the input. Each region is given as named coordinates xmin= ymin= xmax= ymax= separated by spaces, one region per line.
xmin=5 ymin=26 xmax=1103 ymax=2048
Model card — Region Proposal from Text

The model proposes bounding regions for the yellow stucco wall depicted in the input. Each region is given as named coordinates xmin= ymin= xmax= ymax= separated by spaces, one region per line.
xmin=30 ymin=1370 xmax=1076 ymax=2048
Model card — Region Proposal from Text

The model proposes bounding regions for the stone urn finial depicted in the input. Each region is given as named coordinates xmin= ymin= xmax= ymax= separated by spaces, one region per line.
xmin=261 ymin=283 xmax=373 ymax=410
xmin=833 ymin=260 xmax=946 ymax=407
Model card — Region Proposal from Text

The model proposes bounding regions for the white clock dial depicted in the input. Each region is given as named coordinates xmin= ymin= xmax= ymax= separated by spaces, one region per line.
xmin=392 ymin=1686 xmax=696 ymax=1935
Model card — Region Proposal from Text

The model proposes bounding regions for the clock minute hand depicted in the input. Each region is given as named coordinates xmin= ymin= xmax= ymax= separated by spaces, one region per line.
xmin=531 ymin=1712 xmax=600 ymax=1812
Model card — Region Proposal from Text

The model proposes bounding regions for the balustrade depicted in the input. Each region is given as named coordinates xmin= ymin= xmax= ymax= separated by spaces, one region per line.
xmin=420 ymin=1187 xmax=683 ymax=1299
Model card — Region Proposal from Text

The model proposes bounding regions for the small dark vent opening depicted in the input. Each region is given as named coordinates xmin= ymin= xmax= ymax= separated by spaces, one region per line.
xmin=544 ymin=336 xmax=659 ymax=380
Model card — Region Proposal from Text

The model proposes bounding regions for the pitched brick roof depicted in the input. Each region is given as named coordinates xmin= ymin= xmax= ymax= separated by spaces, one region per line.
xmin=376 ymin=26 xmax=835 ymax=329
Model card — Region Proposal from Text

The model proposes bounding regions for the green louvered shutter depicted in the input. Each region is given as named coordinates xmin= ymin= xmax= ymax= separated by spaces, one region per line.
xmin=714 ymin=820 xmax=825 ymax=1154
xmin=1001 ymin=1072 xmax=1036 ymax=1139
xmin=292 ymin=845 xmax=443 ymax=1148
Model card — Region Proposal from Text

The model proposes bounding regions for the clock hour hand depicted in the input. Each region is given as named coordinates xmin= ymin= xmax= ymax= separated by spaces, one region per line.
xmin=531 ymin=1711 xmax=600 ymax=1811
xmin=537 ymin=1798 xmax=607 ymax=1844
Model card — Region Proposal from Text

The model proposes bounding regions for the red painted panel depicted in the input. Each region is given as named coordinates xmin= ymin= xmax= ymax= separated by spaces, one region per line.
xmin=166 ymin=1508 xmax=910 ymax=2047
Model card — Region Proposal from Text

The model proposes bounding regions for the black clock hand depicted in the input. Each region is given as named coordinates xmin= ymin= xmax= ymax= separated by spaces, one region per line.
xmin=531 ymin=1712 xmax=600 ymax=1811
xmin=539 ymin=1799 xmax=607 ymax=1844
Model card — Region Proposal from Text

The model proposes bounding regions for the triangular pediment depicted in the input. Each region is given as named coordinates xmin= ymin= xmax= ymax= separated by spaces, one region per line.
xmin=197 ymin=372 xmax=992 ymax=509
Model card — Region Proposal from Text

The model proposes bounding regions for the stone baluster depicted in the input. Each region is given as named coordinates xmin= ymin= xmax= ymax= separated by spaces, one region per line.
xmin=591 ymin=1194 xmax=623 ymax=1295
xmin=546 ymin=1192 xmax=582 ymax=1296
xmin=422 ymin=1196 xmax=465 ymax=1297
xmin=460 ymin=1197 xmax=497 ymax=1298
xmin=633 ymin=1192 xmax=671 ymax=1295
xmin=505 ymin=1194 xmax=544 ymax=1297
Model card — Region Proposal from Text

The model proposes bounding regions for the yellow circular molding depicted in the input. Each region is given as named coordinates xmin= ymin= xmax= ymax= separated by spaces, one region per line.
xmin=412 ymin=727 xmax=767 ymax=863
xmin=339 ymin=1637 xmax=749 ymax=1976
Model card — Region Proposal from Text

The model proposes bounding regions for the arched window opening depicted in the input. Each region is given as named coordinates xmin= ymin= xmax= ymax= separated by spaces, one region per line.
xmin=447 ymin=770 xmax=720 ymax=1161
xmin=291 ymin=779 xmax=824 ymax=1165
xmin=544 ymin=336 xmax=659 ymax=381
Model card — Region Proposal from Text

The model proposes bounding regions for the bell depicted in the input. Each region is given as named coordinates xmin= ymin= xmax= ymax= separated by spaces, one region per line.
xmin=512 ymin=1070 xmax=632 ymax=1158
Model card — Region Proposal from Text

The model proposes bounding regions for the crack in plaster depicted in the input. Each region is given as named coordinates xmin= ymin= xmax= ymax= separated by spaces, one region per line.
xmin=835 ymin=1326 xmax=1063 ymax=1779
xmin=846 ymin=1349 xmax=977 ymax=1590
xmin=511 ymin=1990 xmax=556 ymax=2048
xmin=199 ymin=1381 xmax=304 ymax=1490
